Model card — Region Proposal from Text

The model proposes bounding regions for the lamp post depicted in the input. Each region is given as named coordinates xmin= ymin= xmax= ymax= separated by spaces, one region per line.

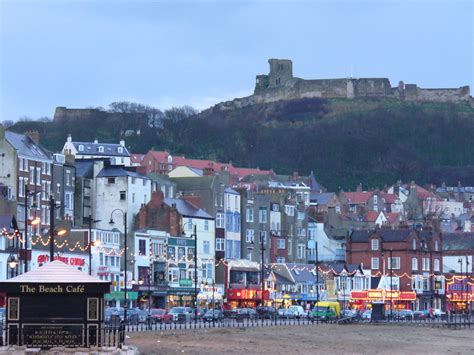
xmin=182 ymin=221 xmax=198 ymax=325
xmin=315 ymin=241 xmax=319 ymax=324
xmin=109 ymin=209 xmax=128 ymax=322
xmin=87 ymin=215 xmax=102 ymax=275
xmin=390 ymin=248 xmax=393 ymax=319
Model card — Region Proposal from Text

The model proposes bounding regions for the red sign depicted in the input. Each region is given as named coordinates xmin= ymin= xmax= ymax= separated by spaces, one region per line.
xmin=351 ymin=289 xmax=416 ymax=301
xmin=37 ymin=255 xmax=85 ymax=266
xmin=446 ymin=277 xmax=473 ymax=301
xmin=227 ymin=288 xmax=270 ymax=300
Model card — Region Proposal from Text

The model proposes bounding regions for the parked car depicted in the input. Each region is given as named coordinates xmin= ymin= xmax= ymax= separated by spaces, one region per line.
xmin=310 ymin=306 xmax=337 ymax=321
xmin=414 ymin=311 xmax=427 ymax=320
xmin=190 ymin=308 xmax=206 ymax=320
xmin=223 ymin=309 xmax=237 ymax=319
xmin=169 ymin=307 xmax=192 ymax=322
xmin=398 ymin=310 xmax=414 ymax=320
xmin=124 ymin=308 xmax=140 ymax=325
xmin=278 ymin=308 xmax=297 ymax=319
xmin=288 ymin=305 xmax=307 ymax=318
xmin=235 ymin=308 xmax=258 ymax=319
xmin=362 ymin=310 xmax=372 ymax=321
xmin=433 ymin=309 xmax=446 ymax=319
xmin=150 ymin=308 xmax=173 ymax=324
xmin=202 ymin=310 xmax=224 ymax=322
xmin=134 ymin=308 xmax=149 ymax=323
xmin=256 ymin=306 xmax=277 ymax=319
xmin=341 ymin=309 xmax=358 ymax=319
xmin=384 ymin=309 xmax=400 ymax=320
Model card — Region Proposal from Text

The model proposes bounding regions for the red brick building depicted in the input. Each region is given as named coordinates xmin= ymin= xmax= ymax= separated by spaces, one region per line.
xmin=347 ymin=228 xmax=444 ymax=311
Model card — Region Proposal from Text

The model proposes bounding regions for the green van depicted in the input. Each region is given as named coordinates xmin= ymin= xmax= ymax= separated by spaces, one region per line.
xmin=310 ymin=301 xmax=341 ymax=321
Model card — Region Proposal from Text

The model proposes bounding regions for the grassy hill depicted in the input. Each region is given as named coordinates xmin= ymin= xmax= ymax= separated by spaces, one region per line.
xmin=8 ymin=97 xmax=474 ymax=190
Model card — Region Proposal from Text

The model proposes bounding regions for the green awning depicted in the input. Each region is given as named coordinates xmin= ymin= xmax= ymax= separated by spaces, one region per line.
xmin=105 ymin=291 xmax=138 ymax=301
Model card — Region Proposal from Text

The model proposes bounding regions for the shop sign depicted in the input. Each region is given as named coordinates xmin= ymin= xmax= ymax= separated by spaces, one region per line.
xmin=37 ymin=255 xmax=85 ymax=266
xmin=179 ymin=279 xmax=192 ymax=287
xmin=227 ymin=289 xmax=269 ymax=300
xmin=105 ymin=291 xmax=138 ymax=301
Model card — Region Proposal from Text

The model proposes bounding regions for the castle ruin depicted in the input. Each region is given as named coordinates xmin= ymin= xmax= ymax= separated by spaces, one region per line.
xmin=212 ymin=58 xmax=472 ymax=111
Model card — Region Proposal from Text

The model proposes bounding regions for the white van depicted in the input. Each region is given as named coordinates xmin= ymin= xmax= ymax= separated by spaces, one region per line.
xmin=289 ymin=305 xmax=307 ymax=318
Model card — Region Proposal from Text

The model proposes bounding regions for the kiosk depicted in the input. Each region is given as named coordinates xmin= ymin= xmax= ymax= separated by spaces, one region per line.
xmin=0 ymin=260 xmax=112 ymax=349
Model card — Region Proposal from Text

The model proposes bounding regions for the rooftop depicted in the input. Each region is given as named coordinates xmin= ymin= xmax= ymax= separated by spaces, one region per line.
xmin=164 ymin=198 xmax=213 ymax=220
xmin=5 ymin=131 xmax=51 ymax=161
xmin=72 ymin=141 xmax=130 ymax=157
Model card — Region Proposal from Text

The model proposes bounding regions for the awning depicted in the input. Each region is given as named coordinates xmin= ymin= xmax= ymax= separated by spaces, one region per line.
xmin=231 ymin=267 xmax=259 ymax=272
xmin=105 ymin=291 xmax=138 ymax=301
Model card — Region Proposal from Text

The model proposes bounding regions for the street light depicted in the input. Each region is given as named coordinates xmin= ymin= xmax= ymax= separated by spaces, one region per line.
xmin=260 ymin=231 xmax=265 ymax=310
xmin=182 ymin=222 xmax=198 ymax=326
xmin=109 ymin=209 xmax=128 ymax=322
xmin=87 ymin=215 xmax=102 ymax=275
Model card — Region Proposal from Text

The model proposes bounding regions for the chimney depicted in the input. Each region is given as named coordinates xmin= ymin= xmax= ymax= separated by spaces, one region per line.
xmin=94 ymin=138 xmax=98 ymax=144
xmin=150 ymin=190 xmax=165 ymax=207
xmin=67 ymin=134 xmax=72 ymax=142
xmin=120 ymin=139 xmax=125 ymax=147
xmin=25 ymin=130 xmax=40 ymax=145
xmin=356 ymin=183 xmax=362 ymax=192
xmin=292 ymin=171 xmax=299 ymax=180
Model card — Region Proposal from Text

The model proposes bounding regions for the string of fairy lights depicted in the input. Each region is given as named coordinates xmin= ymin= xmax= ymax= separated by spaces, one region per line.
xmin=2 ymin=227 xmax=472 ymax=283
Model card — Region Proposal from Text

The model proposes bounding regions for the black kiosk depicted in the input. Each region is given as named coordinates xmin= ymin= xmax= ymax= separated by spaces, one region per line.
xmin=0 ymin=260 xmax=113 ymax=349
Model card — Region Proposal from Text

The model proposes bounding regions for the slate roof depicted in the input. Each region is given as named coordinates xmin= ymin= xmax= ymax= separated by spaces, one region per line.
xmin=2 ymin=260 xmax=110 ymax=283
xmin=5 ymin=131 xmax=51 ymax=160
xmin=442 ymin=232 xmax=474 ymax=251
xmin=285 ymin=263 xmax=323 ymax=283
xmin=73 ymin=141 xmax=130 ymax=157
xmin=96 ymin=166 xmax=149 ymax=179
xmin=310 ymin=192 xmax=335 ymax=205
xmin=164 ymin=198 xmax=213 ymax=219
xmin=0 ymin=215 xmax=17 ymax=230
xmin=350 ymin=229 xmax=413 ymax=243
xmin=75 ymin=160 xmax=95 ymax=178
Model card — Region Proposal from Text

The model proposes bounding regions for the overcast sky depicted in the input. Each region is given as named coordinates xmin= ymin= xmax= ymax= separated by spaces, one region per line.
xmin=0 ymin=0 xmax=472 ymax=120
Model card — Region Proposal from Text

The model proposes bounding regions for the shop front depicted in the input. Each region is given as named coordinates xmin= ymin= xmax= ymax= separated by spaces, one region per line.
xmin=446 ymin=277 xmax=473 ymax=313
xmin=226 ymin=288 xmax=270 ymax=309
xmin=167 ymin=287 xmax=196 ymax=307
xmin=197 ymin=285 xmax=224 ymax=309
xmin=351 ymin=289 xmax=416 ymax=311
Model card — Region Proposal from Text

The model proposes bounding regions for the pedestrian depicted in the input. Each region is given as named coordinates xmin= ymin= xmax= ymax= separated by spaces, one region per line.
xmin=429 ymin=307 xmax=434 ymax=319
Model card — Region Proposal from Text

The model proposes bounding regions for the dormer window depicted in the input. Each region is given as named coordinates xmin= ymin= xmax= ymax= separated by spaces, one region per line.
xmin=167 ymin=155 xmax=173 ymax=163
xmin=371 ymin=239 xmax=379 ymax=251
xmin=98 ymin=146 xmax=104 ymax=153
xmin=117 ymin=147 xmax=123 ymax=153
xmin=412 ymin=239 xmax=417 ymax=251
xmin=78 ymin=145 xmax=84 ymax=152
xmin=435 ymin=240 xmax=439 ymax=252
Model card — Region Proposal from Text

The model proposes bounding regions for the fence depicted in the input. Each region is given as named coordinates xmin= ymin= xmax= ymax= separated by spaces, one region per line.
xmin=122 ymin=313 xmax=472 ymax=333
xmin=0 ymin=324 xmax=125 ymax=349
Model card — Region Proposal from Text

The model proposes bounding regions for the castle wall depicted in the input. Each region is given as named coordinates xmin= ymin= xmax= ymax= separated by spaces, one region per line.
xmin=353 ymin=78 xmax=392 ymax=97
xmin=415 ymin=86 xmax=470 ymax=102
xmin=54 ymin=107 xmax=106 ymax=123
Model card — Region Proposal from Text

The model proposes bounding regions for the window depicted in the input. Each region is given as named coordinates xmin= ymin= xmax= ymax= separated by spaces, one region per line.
xmin=203 ymin=240 xmax=210 ymax=254
xmin=204 ymin=220 xmax=209 ymax=231
xmin=46 ymin=163 xmax=51 ymax=175
xmin=435 ymin=240 xmax=439 ymax=252
xmin=422 ymin=257 xmax=430 ymax=271
xmin=78 ymin=145 xmax=84 ymax=152
xmin=412 ymin=257 xmax=418 ymax=271
xmin=285 ymin=205 xmax=294 ymax=216
xmin=65 ymin=192 xmax=73 ymax=210
xmin=187 ymin=218 xmax=193 ymax=230
xmin=371 ymin=239 xmax=379 ymax=251
xmin=297 ymin=244 xmax=305 ymax=259
xmin=297 ymin=211 xmax=305 ymax=220
xmin=216 ymin=213 xmax=224 ymax=228
xmin=98 ymin=146 xmax=104 ymax=153
xmin=118 ymin=147 xmax=123 ymax=153
xmin=412 ymin=239 xmax=417 ymax=251
xmin=371 ymin=257 xmax=379 ymax=270
xmin=434 ymin=259 xmax=440 ymax=272
xmin=388 ymin=257 xmax=400 ymax=270
xmin=131 ymin=177 xmax=136 ymax=185
xmin=260 ymin=231 xmax=267 ymax=244
xmin=107 ymin=177 xmax=115 ymax=184
xmin=139 ymin=239 xmax=146 ymax=255
xmin=99 ymin=253 xmax=104 ymax=265
xmin=120 ymin=191 xmax=126 ymax=201
xmin=276 ymin=257 xmax=285 ymax=263
xmin=277 ymin=239 xmax=285 ymax=249
xmin=29 ymin=167 xmax=34 ymax=183
xmin=246 ymin=207 xmax=254 ymax=222
xmin=18 ymin=177 xmax=24 ymax=197
xmin=259 ymin=208 xmax=268 ymax=223
xmin=246 ymin=229 xmax=255 ymax=243
xmin=132 ymin=193 xmax=135 ymax=203
xmin=216 ymin=238 xmax=224 ymax=251
xmin=202 ymin=262 xmax=213 ymax=279
xmin=168 ymin=268 xmax=179 ymax=283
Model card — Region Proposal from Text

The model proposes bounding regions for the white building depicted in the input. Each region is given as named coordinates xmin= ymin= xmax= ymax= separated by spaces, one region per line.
xmin=223 ymin=187 xmax=241 ymax=260
xmin=93 ymin=165 xmax=152 ymax=232
xmin=62 ymin=135 xmax=131 ymax=166
xmin=308 ymin=217 xmax=345 ymax=262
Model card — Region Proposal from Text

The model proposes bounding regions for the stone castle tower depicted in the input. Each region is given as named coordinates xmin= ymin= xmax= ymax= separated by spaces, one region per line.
xmin=255 ymin=58 xmax=294 ymax=93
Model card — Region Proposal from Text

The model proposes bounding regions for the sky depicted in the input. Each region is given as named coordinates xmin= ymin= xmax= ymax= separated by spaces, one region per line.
xmin=0 ymin=0 xmax=472 ymax=120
